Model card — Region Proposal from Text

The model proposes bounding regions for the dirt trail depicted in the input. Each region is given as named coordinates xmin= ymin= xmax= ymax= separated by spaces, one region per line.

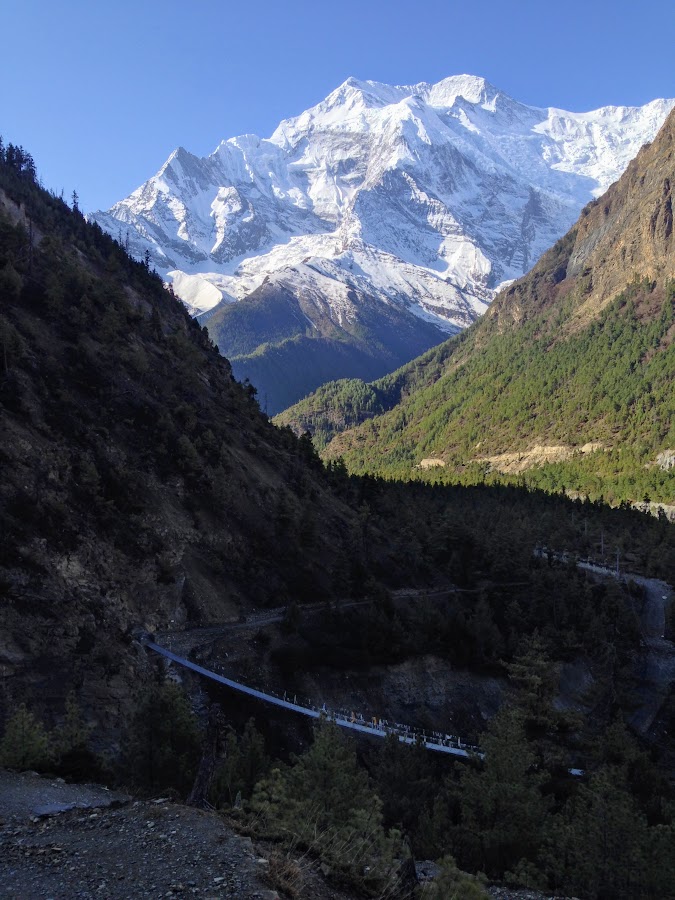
xmin=576 ymin=561 xmax=675 ymax=734
xmin=0 ymin=769 xmax=129 ymax=821
xmin=627 ymin=574 xmax=675 ymax=734
xmin=0 ymin=771 xmax=280 ymax=899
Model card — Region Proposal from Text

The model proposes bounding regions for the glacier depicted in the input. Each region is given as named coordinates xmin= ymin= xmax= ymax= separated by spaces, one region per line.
xmin=91 ymin=74 xmax=674 ymax=335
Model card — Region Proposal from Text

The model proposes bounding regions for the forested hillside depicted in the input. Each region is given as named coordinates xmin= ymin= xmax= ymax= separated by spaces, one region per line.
xmin=1 ymin=138 xmax=672 ymax=723
xmin=0 ymin=144 xmax=389 ymax=731
xmin=2 ymin=137 xmax=675 ymax=900
xmin=278 ymin=110 xmax=675 ymax=506
xmin=204 ymin=274 xmax=446 ymax=414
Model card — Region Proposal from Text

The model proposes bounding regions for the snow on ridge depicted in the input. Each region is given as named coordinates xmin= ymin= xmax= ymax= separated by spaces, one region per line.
xmin=425 ymin=74 xmax=499 ymax=108
xmin=90 ymin=76 xmax=674 ymax=324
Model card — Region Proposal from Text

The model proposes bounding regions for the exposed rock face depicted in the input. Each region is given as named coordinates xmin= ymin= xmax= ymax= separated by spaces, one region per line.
xmin=657 ymin=450 xmax=675 ymax=470
xmin=474 ymin=443 xmax=607 ymax=474
xmin=566 ymin=112 xmax=674 ymax=323
xmin=481 ymin=111 xmax=674 ymax=335
xmin=417 ymin=458 xmax=446 ymax=469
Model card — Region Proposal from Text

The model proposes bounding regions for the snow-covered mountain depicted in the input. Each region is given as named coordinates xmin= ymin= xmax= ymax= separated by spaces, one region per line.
xmin=92 ymin=76 xmax=672 ymax=322
xmin=91 ymin=76 xmax=673 ymax=412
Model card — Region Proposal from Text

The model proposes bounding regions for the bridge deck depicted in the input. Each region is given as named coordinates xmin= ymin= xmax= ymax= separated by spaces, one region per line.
xmin=146 ymin=642 xmax=480 ymax=758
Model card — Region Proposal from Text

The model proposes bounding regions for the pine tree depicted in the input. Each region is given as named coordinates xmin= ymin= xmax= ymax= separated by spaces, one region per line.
xmin=250 ymin=723 xmax=405 ymax=892
xmin=52 ymin=692 xmax=95 ymax=777
xmin=212 ymin=718 xmax=269 ymax=806
xmin=507 ymin=633 xmax=578 ymax=740
xmin=122 ymin=681 xmax=202 ymax=796
xmin=53 ymin=692 xmax=91 ymax=756
xmin=0 ymin=262 xmax=23 ymax=302
xmin=543 ymin=770 xmax=649 ymax=899
xmin=0 ymin=704 xmax=52 ymax=771
xmin=285 ymin=722 xmax=373 ymax=832
xmin=372 ymin=731 xmax=435 ymax=844
xmin=451 ymin=707 xmax=549 ymax=878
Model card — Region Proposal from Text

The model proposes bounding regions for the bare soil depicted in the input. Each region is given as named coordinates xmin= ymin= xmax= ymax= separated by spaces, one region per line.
xmin=0 ymin=770 xmax=362 ymax=900
xmin=0 ymin=770 xmax=277 ymax=899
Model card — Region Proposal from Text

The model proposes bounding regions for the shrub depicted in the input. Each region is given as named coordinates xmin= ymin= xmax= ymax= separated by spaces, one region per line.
xmin=0 ymin=704 xmax=52 ymax=771
xmin=249 ymin=723 xmax=406 ymax=895
xmin=421 ymin=855 xmax=489 ymax=899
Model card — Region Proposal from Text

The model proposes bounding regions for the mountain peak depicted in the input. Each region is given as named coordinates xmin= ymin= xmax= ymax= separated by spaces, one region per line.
xmin=320 ymin=76 xmax=415 ymax=111
xmin=158 ymin=145 xmax=202 ymax=180
xmin=91 ymin=77 xmax=674 ymax=413
xmin=324 ymin=74 xmax=501 ymax=112
xmin=426 ymin=74 xmax=500 ymax=108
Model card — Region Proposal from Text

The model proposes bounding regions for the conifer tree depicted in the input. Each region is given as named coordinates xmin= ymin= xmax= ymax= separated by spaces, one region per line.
xmin=543 ymin=770 xmax=649 ymax=899
xmin=0 ymin=262 xmax=23 ymax=301
xmin=451 ymin=707 xmax=549 ymax=878
xmin=372 ymin=731 xmax=435 ymax=844
xmin=212 ymin=718 xmax=269 ymax=806
xmin=0 ymin=704 xmax=52 ymax=771
xmin=250 ymin=723 xmax=405 ymax=892
xmin=52 ymin=692 xmax=95 ymax=777
xmin=122 ymin=681 xmax=201 ymax=796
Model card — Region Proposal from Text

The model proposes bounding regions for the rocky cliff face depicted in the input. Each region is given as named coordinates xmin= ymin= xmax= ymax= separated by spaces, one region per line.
xmin=567 ymin=114 xmax=674 ymax=321
xmin=485 ymin=109 xmax=675 ymax=334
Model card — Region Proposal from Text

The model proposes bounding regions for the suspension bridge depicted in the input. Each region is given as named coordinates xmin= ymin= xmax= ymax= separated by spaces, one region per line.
xmin=145 ymin=641 xmax=483 ymax=759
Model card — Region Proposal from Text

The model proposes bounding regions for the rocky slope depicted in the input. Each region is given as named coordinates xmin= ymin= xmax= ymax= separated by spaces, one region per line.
xmin=90 ymin=77 xmax=673 ymax=411
xmin=278 ymin=108 xmax=675 ymax=504
xmin=0 ymin=770 xmax=295 ymax=900
xmin=0 ymin=159 xmax=396 ymax=738
xmin=0 ymin=769 xmax=570 ymax=900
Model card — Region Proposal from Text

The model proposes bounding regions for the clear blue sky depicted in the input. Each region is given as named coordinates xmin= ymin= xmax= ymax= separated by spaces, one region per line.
xmin=2 ymin=0 xmax=673 ymax=212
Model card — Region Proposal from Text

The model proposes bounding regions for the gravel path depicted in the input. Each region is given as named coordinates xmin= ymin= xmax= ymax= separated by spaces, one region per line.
xmin=565 ymin=560 xmax=674 ymax=734
xmin=0 ymin=771 xmax=278 ymax=900
xmin=0 ymin=771 xmax=366 ymax=899
xmin=0 ymin=769 xmax=130 ymax=821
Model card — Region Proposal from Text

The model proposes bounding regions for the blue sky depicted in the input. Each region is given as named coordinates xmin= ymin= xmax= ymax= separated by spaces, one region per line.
xmin=2 ymin=0 xmax=673 ymax=212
